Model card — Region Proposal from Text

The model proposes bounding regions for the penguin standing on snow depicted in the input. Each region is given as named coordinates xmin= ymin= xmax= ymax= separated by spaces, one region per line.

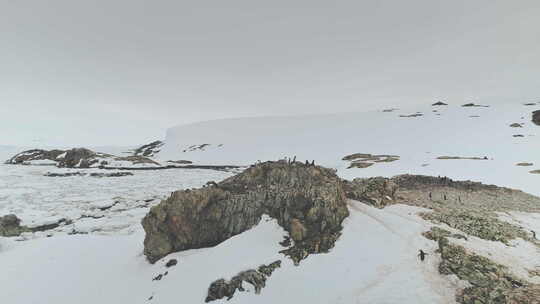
xmin=418 ymin=250 xmax=428 ymax=261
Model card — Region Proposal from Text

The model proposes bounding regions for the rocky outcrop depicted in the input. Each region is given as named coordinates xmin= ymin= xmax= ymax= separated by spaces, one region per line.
xmin=141 ymin=161 xmax=349 ymax=263
xmin=0 ymin=214 xmax=29 ymax=237
xmin=132 ymin=140 xmax=164 ymax=157
xmin=432 ymin=101 xmax=448 ymax=106
xmin=532 ymin=110 xmax=540 ymax=126
xmin=5 ymin=149 xmax=65 ymax=165
xmin=205 ymin=260 xmax=281 ymax=302
xmin=343 ymin=177 xmax=398 ymax=208
xmin=58 ymin=148 xmax=100 ymax=168
xmin=425 ymin=228 xmax=540 ymax=304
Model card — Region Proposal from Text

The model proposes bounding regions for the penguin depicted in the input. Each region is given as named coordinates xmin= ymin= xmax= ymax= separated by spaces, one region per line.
xmin=418 ymin=249 xmax=428 ymax=261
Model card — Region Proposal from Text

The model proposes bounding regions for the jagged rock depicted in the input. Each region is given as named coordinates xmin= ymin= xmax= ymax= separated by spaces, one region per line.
xmin=257 ymin=260 xmax=281 ymax=277
xmin=5 ymin=149 xmax=65 ymax=165
xmin=205 ymin=261 xmax=281 ymax=302
xmin=532 ymin=110 xmax=540 ymax=126
xmin=141 ymin=161 xmax=349 ymax=263
xmin=0 ymin=214 xmax=29 ymax=237
xmin=58 ymin=148 xmax=98 ymax=168
xmin=133 ymin=140 xmax=164 ymax=157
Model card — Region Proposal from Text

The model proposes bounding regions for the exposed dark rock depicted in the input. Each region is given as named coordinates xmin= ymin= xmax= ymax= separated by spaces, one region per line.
xmin=29 ymin=218 xmax=73 ymax=232
xmin=141 ymin=160 xmax=349 ymax=263
xmin=516 ymin=163 xmax=533 ymax=167
xmin=257 ymin=260 xmax=281 ymax=277
xmin=0 ymin=214 xmax=29 ymax=237
xmin=58 ymin=148 xmax=99 ymax=168
xmin=462 ymin=103 xmax=489 ymax=107
xmin=165 ymin=259 xmax=177 ymax=268
xmin=205 ymin=261 xmax=281 ymax=302
xmin=133 ymin=140 xmax=164 ymax=157
xmin=437 ymin=156 xmax=488 ymax=160
xmin=432 ymin=101 xmax=448 ymax=106
xmin=532 ymin=110 xmax=540 ymax=126
xmin=167 ymin=160 xmax=193 ymax=165
xmin=399 ymin=113 xmax=423 ymax=118
xmin=510 ymin=123 xmax=524 ymax=128
xmin=513 ymin=134 xmax=525 ymax=137
xmin=5 ymin=149 xmax=65 ymax=165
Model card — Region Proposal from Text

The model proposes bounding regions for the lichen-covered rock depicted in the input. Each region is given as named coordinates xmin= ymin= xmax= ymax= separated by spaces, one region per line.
xmin=141 ymin=160 xmax=349 ymax=263
xmin=343 ymin=177 xmax=398 ymax=208
xmin=435 ymin=236 xmax=540 ymax=304
xmin=420 ymin=210 xmax=530 ymax=244
xmin=0 ymin=214 xmax=29 ymax=237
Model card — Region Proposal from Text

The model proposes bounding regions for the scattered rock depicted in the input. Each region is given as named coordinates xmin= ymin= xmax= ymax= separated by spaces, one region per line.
xmin=516 ymin=163 xmax=533 ymax=167
xmin=510 ymin=123 xmax=524 ymax=128
xmin=382 ymin=108 xmax=398 ymax=112
xmin=437 ymin=156 xmax=489 ymax=160
xmin=462 ymin=103 xmax=489 ymax=107
xmin=513 ymin=134 xmax=525 ymax=137
xmin=152 ymin=274 xmax=163 ymax=281
xmin=165 ymin=259 xmax=178 ymax=268
xmin=399 ymin=113 xmax=423 ymax=118
xmin=524 ymin=103 xmax=537 ymax=106
xmin=432 ymin=101 xmax=448 ymax=106
xmin=141 ymin=161 xmax=349 ymax=264
xmin=342 ymin=153 xmax=399 ymax=169
xmin=530 ymin=170 xmax=540 ymax=174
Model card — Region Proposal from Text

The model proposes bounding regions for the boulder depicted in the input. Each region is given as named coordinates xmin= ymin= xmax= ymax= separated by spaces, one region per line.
xmin=141 ymin=161 xmax=349 ymax=263
xmin=0 ymin=214 xmax=29 ymax=237
xmin=532 ymin=110 xmax=540 ymax=126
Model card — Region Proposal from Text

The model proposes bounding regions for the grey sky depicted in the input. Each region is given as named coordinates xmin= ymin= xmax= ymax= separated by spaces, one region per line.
xmin=1 ymin=0 xmax=539 ymax=146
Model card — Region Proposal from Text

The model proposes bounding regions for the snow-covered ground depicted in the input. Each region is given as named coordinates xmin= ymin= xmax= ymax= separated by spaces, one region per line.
xmin=1 ymin=101 xmax=539 ymax=303
xmin=159 ymin=102 xmax=540 ymax=196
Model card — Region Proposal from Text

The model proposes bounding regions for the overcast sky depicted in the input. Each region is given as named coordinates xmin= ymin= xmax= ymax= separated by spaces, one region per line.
xmin=1 ymin=0 xmax=539 ymax=147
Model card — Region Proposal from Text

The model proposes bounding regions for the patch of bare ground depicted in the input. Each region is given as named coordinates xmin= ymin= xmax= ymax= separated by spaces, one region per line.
xmin=342 ymin=153 xmax=399 ymax=169
xmin=516 ymin=163 xmax=533 ymax=167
